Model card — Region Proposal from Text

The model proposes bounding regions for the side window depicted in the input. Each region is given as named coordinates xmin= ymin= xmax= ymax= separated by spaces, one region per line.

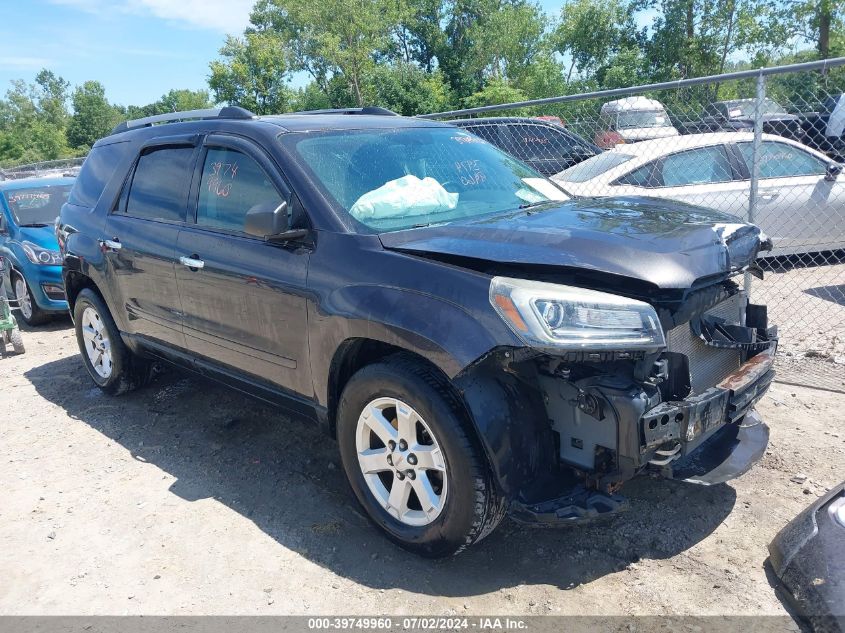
xmin=124 ymin=146 xmax=194 ymax=222
xmin=615 ymin=163 xmax=655 ymax=187
xmin=197 ymin=147 xmax=283 ymax=233
xmin=737 ymin=141 xmax=827 ymax=179
xmin=462 ymin=125 xmax=500 ymax=145
xmin=69 ymin=141 xmax=129 ymax=209
xmin=658 ymin=145 xmax=734 ymax=187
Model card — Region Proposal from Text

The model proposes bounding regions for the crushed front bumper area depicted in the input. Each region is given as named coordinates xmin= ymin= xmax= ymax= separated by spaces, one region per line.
xmin=455 ymin=291 xmax=777 ymax=527
xmin=643 ymin=346 xmax=775 ymax=480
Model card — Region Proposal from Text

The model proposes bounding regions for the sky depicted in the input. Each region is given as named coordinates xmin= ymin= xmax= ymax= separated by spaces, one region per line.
xmin=0 ymin=0 xmax=654 ymax=108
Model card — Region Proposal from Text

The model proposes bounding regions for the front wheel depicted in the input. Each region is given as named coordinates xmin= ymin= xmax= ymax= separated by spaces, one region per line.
xmin=13 ymin=273 xmax=48 ymax=326
xmin=337 ymin=354 xmax=506 ymax=557
xmin=73 ymin=288 xmax=151 ymax=395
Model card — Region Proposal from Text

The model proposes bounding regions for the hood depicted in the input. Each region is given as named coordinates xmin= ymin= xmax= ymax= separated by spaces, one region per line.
xmin=16 ymin=224 xmax=59 ymax=250
xmin=619 ymin=126 xmax=679 ymax=141
xmin=379 ymin=197 xmax=766 ymax=290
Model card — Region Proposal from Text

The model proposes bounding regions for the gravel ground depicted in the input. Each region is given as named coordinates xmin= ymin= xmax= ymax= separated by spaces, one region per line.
xmin=1 ymin=313 xmax=843 ymax=620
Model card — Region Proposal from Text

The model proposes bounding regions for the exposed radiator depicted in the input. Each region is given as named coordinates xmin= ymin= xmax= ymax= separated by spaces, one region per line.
xmin=665 ymin=292 xmax=745 ymax=395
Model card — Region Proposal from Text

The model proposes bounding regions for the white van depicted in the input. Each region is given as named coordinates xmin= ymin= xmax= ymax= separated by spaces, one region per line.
xmin=595 ymin=96 xmax=679 ymax=148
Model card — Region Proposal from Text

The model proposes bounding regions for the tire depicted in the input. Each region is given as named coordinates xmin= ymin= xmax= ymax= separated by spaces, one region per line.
xmin=337 ymin=353 xmax=506 ymax=557
xmin=10 ymin=328 xmax=24 ymax=354
xmin=73 ymin=288 xmax=151 ymax=395
xmin=13 ymin=273 xmax=49 ymax=326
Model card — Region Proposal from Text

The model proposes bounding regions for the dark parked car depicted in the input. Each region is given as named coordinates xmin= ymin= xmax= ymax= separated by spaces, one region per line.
xmin=800 ymin=93 xmax=845 ymax=161
xmin=695 ymin=98 xmax=805 ymax=142
xmin=58 ymin=106 xmax=777 ymax=557
xmin=451 ymin=116 xmax=601 ymax=176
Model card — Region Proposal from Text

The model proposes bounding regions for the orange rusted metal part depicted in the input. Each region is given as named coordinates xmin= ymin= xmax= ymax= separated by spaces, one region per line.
xmin=718 ymin=347 xmax=776 ymax=392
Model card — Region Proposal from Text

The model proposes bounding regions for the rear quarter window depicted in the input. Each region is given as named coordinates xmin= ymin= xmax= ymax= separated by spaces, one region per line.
xmin=68 ymin=141 xmax=130 ymax=208
xmin=559 ymin=152 xmax=635 ymax=183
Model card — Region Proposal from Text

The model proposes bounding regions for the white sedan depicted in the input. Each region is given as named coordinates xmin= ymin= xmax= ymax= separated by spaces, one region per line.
xmin=552 ymin=133 xmax=845 ymax=256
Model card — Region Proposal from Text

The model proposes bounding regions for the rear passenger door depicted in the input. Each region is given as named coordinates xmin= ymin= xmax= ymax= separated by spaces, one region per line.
xmin=175 ymin=134 xmax=312 ymax=396
xmin=103 ymin=138 xmax=199 ymax=349
xmin=734 ymin=140 xmax=844 ymax=253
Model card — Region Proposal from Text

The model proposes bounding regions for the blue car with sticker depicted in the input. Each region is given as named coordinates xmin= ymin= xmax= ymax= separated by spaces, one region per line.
xmin=0 ymin=177 xmax=74 ymax=325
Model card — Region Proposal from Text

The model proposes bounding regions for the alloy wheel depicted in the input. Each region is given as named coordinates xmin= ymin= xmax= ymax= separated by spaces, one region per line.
xmin=355 ymin=397 xmax=448 ymax=526
xmin=81 ymin=306 xmax=113 ymax=379
xmin=14 ymin=278 xmax=32 ymax=321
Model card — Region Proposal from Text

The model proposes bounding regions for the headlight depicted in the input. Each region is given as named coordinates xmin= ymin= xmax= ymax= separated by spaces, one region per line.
xmin=490 ymin=276 xmax=666 ymax=352
xmin=21 ymin=241 xmax=61 ymax=265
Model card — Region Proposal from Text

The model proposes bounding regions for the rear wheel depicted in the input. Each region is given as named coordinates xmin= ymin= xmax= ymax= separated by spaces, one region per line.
xmin=337 ymin=354 xmax=506 ymax=557
xmin=73 ymin=288 xmax=151 ymax=395
xmin=13 ymin=273 xmax=48 ymax=326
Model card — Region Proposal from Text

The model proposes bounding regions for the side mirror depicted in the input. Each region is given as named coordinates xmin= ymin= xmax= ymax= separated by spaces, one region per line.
xmin=825 ymin=162 xmax=842 ymax=182
xmin=244 ymin=200 xmax=288 ymax=238
xmin=244 ymin=200 xmax=308 ymax=243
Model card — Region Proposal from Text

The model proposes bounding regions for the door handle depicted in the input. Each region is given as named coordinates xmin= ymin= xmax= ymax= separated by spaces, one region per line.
xmin=759 ymin=192 xmax=779 ymax=202
xmin=179 ymin=255 xmax=205 ymax=270
xmin=100 ymin=238 xmax=122 ymax=251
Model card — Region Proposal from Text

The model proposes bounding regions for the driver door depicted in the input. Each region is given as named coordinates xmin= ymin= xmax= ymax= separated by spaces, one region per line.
xmin=175 ymin=134 xmax=312 ymax=396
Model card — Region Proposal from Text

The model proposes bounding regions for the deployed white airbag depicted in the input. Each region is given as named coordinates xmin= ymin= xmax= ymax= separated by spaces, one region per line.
xmin=350 ymin=175 xmax=458 ymax=220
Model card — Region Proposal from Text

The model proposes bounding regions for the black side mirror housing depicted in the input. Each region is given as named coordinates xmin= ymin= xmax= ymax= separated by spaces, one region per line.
xmin=244 ymin=200 xmax=288 ymax=238
xmin=244 ymin=200 xmax=308 ymax=242
xmin=825 ymin=162 xmax=842 ymax=182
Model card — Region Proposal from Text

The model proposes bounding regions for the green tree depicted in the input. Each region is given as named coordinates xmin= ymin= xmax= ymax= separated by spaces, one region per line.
xmin=463 ymin=77 xmax=528 ymax=110
xmin=209 ymin=31 xmax=293 ymax=114
xmin=67 ymin=81 xmax=120 ymax=150
xmin=465 ymin=1 xmax=548 ymax=84
xmin=367 ymin=63 xmax=452 ymax=115
xmin=156 ymin=88 xmax=214 ymax=112
xmin=250 ymin=0 xmax=402 ymax=106
xmin=553 ymin=0 xmax=642 ymax=81
xmin=772 ymin=0 xmax=845 ymax=59
xmin=0 ymin=71 xmax=72 ymax=165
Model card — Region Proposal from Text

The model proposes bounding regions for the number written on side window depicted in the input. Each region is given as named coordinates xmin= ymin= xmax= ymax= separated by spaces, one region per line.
xmin=737 ymin=142 xmax=827 ymax=179
xmin=197 ymin=147 xmax=283 ymax=233
xmin=125 ymin=146 xmax=194 ymax=222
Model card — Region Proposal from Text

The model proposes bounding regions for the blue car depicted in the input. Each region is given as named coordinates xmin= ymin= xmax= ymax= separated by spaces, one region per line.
xmin=0 ymin=177 xmax=74 ymax=325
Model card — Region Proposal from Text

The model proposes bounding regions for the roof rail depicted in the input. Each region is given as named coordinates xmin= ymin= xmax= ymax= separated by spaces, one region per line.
xmin=110 ymin=106 xmax=256 ymax=135
xmin=291 ymin=106 xmax=399 ymax=116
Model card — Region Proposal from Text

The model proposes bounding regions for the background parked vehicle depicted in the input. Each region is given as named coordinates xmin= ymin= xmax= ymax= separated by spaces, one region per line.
xmin=692 ymin=99 xmax=806 ymax=143
xmin=594 ymin=96 xmax=679 ymax=148
xmin=552 ymin=133 xmax=845 ymax=257
xmin=0 ymin=177 xmax=73 ymax=325
xmin=59 ymin=107 xmax=774 ymax=557
xmin=800 ymin=93 xmax=845 ymax=161
xmin=450 ymin=116 xmax=601 ymax=176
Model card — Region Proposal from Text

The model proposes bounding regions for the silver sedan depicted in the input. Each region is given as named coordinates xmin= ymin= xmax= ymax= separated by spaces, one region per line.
xmin=553 ymin=132 xmax=845 ymax=256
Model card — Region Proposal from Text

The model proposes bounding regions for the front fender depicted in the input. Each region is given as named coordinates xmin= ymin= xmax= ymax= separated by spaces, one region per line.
xmin=310 ymin=284 xmax=516 ymax=402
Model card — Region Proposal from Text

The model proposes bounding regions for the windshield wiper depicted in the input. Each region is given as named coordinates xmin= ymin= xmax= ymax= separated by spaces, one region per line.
xmin=18 ymin=223 xmax=50 ymax=228
xmin=518 ymin=200 xmax=559 ymax=213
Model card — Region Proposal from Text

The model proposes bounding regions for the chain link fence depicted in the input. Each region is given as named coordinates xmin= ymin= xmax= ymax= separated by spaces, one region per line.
xmin=0 ymin=157 xmax=86 ymax=181
xmin=421 ymin=58 xmax=845 ymax=391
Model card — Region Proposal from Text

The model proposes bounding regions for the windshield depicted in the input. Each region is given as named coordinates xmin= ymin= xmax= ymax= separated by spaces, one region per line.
xmin=616 ymin=110 xmax=671 ymax=129
xmin=557 ymin=152 xmax=635 ymax=183
xmin=284 ymin=127 xmax=569 ymax=232
xmin=722 ymin=99 xmax=787 ymax=118
xmin=3 ymin=185 xmax=71 ymax=226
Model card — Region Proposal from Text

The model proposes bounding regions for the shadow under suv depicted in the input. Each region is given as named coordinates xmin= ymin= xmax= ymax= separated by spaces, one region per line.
xmin=57 ymin=106 xmax=777 ymax=557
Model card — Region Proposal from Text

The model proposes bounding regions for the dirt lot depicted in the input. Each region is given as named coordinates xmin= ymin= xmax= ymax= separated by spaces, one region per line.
xmin=1 ymin=316 xmax=844 ymax=619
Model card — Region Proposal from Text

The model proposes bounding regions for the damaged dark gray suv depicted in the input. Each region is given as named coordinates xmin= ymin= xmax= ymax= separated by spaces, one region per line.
xmin=57 ymin=106 xmax=777 ymax=557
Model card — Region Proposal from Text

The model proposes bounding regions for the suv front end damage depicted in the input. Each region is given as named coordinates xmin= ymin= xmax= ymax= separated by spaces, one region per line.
xmin=455 ymin=280 xmax=777 ymax=525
